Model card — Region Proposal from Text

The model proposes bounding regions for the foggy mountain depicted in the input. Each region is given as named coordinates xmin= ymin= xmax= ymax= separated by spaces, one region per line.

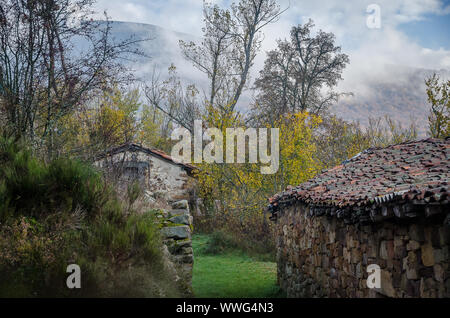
xmin=104 ymin=21 xmax=202 ymax=84
xmin=334 ymin=65 xmax=450 ymax=136
xmin=106 ymin=21 xmax=448 ymax=136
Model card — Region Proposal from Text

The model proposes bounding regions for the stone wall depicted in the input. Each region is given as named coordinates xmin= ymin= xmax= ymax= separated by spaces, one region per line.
xmin=160 ymin=199 xmax=194 ymax=288
xmin=276 ymin=203 xmax=450 ymax=298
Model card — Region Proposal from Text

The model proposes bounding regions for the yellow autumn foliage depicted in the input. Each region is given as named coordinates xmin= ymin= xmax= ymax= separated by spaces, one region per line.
xmin=195 ymin=105 xmax=322 ymax=251
xmin=56 ymin=86 xmax=167 ymax=158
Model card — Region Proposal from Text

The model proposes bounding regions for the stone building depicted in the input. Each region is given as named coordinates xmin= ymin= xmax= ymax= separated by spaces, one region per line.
xmin=95 ymin=143 xmax=197 ymax=203
xmin=268 ymin=138 xmax=449 ymax=298
xmin=95 ymin=143 xmax=197 ymax=291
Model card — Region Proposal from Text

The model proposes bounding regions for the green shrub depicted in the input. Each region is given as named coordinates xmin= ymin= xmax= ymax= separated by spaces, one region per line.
xmin=202 ymin=230 xmax=238 ymax=255
xmin=0 ymin=136 xmax=109 ymax=221
xmin=193 ymin=210 xmax=276 ymax=261
xmin=200 ymin=230 xmax=275 ymax=262
xmin=0 ymin=136 xmax=184 ymax=297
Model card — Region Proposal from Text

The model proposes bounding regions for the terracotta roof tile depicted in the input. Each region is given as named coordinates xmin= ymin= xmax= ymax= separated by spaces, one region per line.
xmin=95 ymin=143 xmax=198 ymax=174
xmin=268 ymin=138 xmax=449 ymax=222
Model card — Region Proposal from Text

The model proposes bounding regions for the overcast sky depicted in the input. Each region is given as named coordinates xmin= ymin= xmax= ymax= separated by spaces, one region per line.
xmin=92 ymin=0 xmax=450 ymax=94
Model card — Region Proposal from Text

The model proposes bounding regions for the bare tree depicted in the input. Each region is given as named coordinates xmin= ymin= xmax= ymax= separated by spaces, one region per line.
xmin=144 ymin=65 xmax=202 ymax=135
xmin=0 ymin=0 xmax=145 ymax=154
xmin=425 ymin=73 xmax=449 ymax=139
xmin=251 ymin=39 xmax=296 ymax=124
xmin=180 ymin=3 xmax=233 ymax=110
xmin=180 ymin=0 xmax=283 ymax=115
xmin=252 ymin=19 xmax=349 ymax=122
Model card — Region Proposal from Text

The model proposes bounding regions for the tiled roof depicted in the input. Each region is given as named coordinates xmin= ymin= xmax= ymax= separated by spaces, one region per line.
xmin=95 ymin=143 xmax=198 ymax=174
xmin=268 ymin=138 xmax=449 ymax=222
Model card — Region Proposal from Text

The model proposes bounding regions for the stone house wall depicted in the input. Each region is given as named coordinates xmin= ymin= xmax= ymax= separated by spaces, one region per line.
xmin=95 ymin=148 xmax=195 ymax=202
xmin=276 ymin=203 xmax=449 ymax=298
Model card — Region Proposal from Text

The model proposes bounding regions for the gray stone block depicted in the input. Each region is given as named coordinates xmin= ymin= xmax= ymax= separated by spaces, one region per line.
xmin=172 ymin=200 xmax=189 ymax=210
xmin=169 ymin=209 xmax=190 ymax=217
xmin=161 ymin=225 xmax=191 ymax=240
xmin=169 ymin=214 xmax=191 ymax=225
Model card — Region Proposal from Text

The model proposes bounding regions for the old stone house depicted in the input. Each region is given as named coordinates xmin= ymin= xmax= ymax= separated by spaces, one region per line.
xmin=95 ymin=143 xmax=197 ymax=203
xmin=268 ymin=138 xmax=449 ymax=298
xmin=95 ymin=143 xmax=198 ymax=290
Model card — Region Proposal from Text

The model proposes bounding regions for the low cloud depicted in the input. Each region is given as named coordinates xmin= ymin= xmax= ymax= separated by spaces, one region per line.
xmin=94 ymin=0 xmax=450 ymax=110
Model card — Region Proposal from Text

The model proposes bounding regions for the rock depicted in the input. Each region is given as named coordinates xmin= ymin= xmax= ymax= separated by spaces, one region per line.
xmin=168 ymin=209 xmax=190 ymax=217
xmin=434 ymin=264 xmax=444 ymax=282
xmin=330 ymin=267 xmax=338 ymax=279
xmin=393 ymin=237 xmax=403 ymax=248
xmin=329 ymin=231 xmax=336 ymax=244
xmin=406 ymin=240 xmax=420 ymax=251
xmin=420 ymin=277 xmax=437 ymax=298
xmin=430 ymin=227 xmax=442 ymax=248
xmin=409 ymin=224 xmax=425 ymax=242
xmin=172 ymin=200 xmax=189 ymax=210
xmin=438 ymin=226 xmax=450 ymax=246
xmin=403 ymin=251 xmax=418 ymax=280
xmin=181 ymin=246 xmax=193 ymax=255
xmin=176 ymin=239 xmax=192 ymax=248
xmin=286 ymin=264 xmax=293 ymax=277
xmin=160 ymin=245 xmax=180 ymax=282
xmin=161 ymin=226 xmax=191 ymax=240
xmin=418 ymin=267 xmax=434 ymax=278
xmin=380 ymin=240 xmax=394 ymax=260
xmin=166 ymin=239 xmax=192 ymax=254
xmin=351 ymin=248 xmax=362 ymax=263
xmin=173 ymin=254 xmax=194 ymax=264
xmin=379 ymin=226 xmax=393 ymax=240
xmin=169 ymin=214 xmax=191 ymax=225
xmin=321 ymin=255 xmax=330 ymax=268
xmin=367 ymin=244 xmax=377 ymax=258
xmin=406 ymin=279 xmax=420 ymax=297
xmin=421 ymin=242 xmax=435 ymax=267
xmin=356 ymin=262 xmax=363 ymax=278
xmin=433 ymin=248 xmax=448 ymax=263
xmin=394 ymin=245 xmax=406 ymax=259
xmin=377 ymin=269 xmax=396 ymax=298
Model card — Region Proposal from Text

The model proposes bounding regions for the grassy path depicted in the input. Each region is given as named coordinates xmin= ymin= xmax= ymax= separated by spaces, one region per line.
xmin=191 ymin=234 xmax=282 ymax=298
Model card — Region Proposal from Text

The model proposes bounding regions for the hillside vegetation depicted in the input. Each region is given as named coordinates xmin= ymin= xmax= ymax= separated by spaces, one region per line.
xmin=0 ymin=135 xmax=184 ymax=297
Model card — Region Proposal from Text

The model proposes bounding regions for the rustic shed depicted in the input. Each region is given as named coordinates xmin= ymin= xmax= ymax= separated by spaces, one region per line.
xmin=95 ymin=143 xmax=197 ymax=202
xmin=268 ymin=138 xmax=449 ymax=298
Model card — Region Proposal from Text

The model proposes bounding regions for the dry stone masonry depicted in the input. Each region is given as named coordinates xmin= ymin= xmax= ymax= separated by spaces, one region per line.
xmin=160 ymin=199 xmax=194 ymax=285
xmin=269 ymin=138 xmax=449 ymax=298
xmin=275 ymin=204 xmax=449 ymax=297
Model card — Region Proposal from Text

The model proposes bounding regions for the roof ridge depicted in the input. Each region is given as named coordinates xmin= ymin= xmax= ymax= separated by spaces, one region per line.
xmin=95 ymin=143 xmax=198 ymax=172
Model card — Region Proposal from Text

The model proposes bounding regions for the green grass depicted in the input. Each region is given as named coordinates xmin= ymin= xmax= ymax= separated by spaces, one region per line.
xmin=192 ymin=234 xmax=283 ymax=298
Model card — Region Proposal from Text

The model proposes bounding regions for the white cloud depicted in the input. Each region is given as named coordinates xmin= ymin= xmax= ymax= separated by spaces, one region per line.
xmin=93 ymin=0 xmax=450 ymax=107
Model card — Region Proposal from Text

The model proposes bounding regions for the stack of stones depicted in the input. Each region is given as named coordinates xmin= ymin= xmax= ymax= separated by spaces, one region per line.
xmin=276 ymin=205 xmax=449 ymax=298
xmin=160 ymin=200 xmax=194 ymax=286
